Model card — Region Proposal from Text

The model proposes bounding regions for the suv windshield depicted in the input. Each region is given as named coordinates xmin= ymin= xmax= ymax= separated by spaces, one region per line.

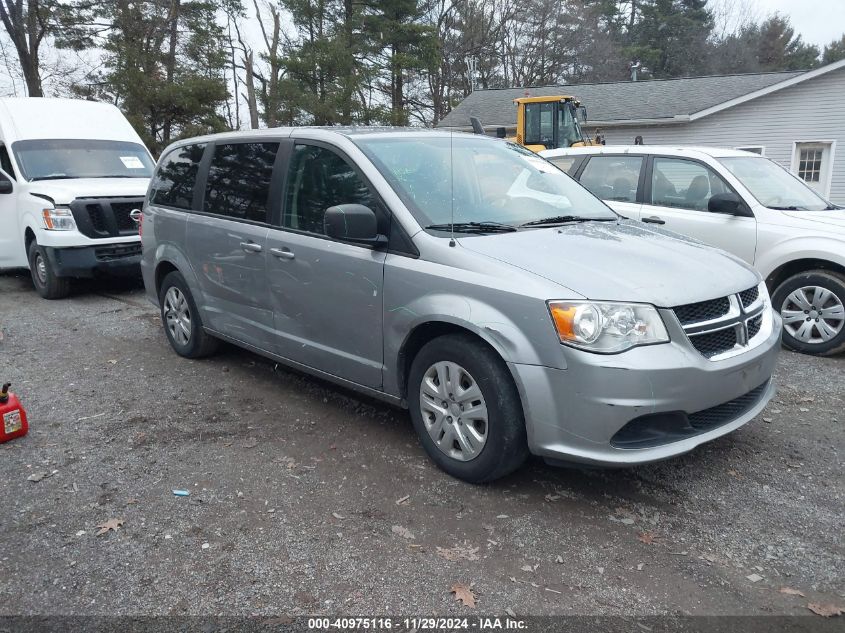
xmin=12 ymin=139 xmax=154 ymax=181
xmin=354 ymin=135 xmax=616 ymax=230
xmin=719 ymin=156 xmax=832 ymax=211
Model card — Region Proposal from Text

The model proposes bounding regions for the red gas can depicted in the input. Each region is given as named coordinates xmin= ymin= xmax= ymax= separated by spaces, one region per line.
xmin=0 ymin=383 xmax=28 ymax=443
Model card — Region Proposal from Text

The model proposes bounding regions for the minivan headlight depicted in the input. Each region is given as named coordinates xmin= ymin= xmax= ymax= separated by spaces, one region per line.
xmin=548 ymin=300 xmax=669 ymax=353
xmin=41 ymin=207 xmax=76 ymax=231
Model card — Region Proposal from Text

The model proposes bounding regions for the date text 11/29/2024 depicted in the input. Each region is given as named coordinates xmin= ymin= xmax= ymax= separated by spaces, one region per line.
xmin=307 ymin=617 xmax=527 ymax=630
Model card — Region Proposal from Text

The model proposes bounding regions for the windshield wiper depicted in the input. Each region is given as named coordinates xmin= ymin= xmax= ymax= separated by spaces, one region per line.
xmin=30 ymin=175 xmax=75 ymax=181
xmin=92 ymin=175 xmax=146 ymax=178
xmin=520 ymin=215 xmax=616 ymax=227
xmin=424 ymin=221 xmax=518 ymax=233
xmin=768 ymin=205 xmax=802 ymax=210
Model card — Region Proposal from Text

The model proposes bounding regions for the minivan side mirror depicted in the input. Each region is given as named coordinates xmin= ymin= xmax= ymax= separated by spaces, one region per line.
xmin=324 ymin=204 xmax=386 ymax=246
xmin=708 ymin=192 xmax=752 ymax=217
xmin=0 ymin=175 xmax=12 ymax=194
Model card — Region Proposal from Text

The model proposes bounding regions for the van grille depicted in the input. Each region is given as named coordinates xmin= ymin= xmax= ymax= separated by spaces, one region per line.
xmin=70 ymin=197 xmax=144 ymax=239
xmin=673 ymin=286 xmax=768 ymax=360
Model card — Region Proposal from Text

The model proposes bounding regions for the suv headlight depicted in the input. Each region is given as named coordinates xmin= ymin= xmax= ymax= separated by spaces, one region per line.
xmin=41 ymin=207 xmax=76 ymax=231
xmin=548 ymin=300 xmax=670 ymax=353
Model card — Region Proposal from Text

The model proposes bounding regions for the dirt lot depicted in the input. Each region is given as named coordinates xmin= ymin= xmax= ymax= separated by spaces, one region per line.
xmin=1 ymin=271 xmax=843 ymax=619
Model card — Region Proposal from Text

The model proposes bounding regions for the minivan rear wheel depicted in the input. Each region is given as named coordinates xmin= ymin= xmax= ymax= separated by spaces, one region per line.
xmin=408 ymin=334 xmax=528 ymax=483
xmin=158 ymin=271 xmax=218 ymax=358
xmin=772 ymin=270 xmax=845 ymax=356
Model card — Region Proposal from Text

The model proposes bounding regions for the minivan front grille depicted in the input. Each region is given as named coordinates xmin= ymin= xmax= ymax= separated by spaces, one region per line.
xmin=673 ymin=286 xmax=769 ymax=361
xmin=70 ymin=197 xmax=144 ymax=239
xmin=689 ymin=326 xmax=739 ymax=358
xmin=673 ymin=297 xmax=730 ymax=325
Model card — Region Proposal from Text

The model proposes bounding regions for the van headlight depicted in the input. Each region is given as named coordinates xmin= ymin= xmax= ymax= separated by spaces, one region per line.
xmin=548 ymin=300 xmax=670 ymax=353
xmin=41 ymin=207 xmax=77 ymax=231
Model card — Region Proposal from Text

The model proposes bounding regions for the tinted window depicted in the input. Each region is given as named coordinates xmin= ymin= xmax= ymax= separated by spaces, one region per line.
xmin=283 ymin=144 xmax=374 ymax=235
xmin=651 ymin=157 xmax=730 ymax=211
xmin=204 ymin=142 xmax=278 ymax=223
xmin=150 ymin=144 xmax=206 ymax=210
xmin=579 ymin=155 xmax=643 ymax=203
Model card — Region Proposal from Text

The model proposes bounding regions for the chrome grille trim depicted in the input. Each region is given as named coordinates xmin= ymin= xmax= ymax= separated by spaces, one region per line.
xmin=673 ymin=284 xmax=773 ymax=361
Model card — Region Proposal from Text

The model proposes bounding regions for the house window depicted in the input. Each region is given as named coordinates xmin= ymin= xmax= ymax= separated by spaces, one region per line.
xmin=797 ymin=148 xmax=823 ymax=182
xmin=792 ymin=141 xmax=835 ymax=197
xmin=735 ymin=146 xmax=765 ymax=156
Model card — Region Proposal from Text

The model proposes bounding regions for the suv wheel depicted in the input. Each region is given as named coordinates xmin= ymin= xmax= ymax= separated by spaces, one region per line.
xmin=158 ymin=271 xmax=218 ymax=358
xmin=408 ymin=334 xmax=528 ymax=483
xmin=772 ymin=270 xmax=845 ymax=356
xmin=28 ymin=241 xmax=71 ymax=299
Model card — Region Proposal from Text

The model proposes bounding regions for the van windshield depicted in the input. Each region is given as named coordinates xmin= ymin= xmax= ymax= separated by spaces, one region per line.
xmin=12 ymin=139 xmax=154 ymax=181
xmin=354 ymin=135 xmax=616 ymax=230
xmin=719 ymin=156 xmax=832 ymax=211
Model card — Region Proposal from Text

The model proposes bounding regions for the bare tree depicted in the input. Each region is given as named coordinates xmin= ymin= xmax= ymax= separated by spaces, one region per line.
xmin=0 ymin=0 xmax=51 ymax=96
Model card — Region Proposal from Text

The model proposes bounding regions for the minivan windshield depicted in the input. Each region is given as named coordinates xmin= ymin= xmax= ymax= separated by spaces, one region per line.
xmin=12 ymin=139 xmax=154 ymax=181
xmin=355 ymin=135 xmax=617 ymax=230
xmin=719 ymin=156 xmax=832 ymax=211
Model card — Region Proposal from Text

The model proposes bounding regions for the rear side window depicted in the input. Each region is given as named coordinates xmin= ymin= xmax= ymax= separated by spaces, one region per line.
xmin=546 ymin=155 xmax=579 ymax=174
xmin=578 ymin=155 xmax=643 ymax=202
xmin=283 ymin=144 xmax=374 ymax=235
xmin=204 ymin=142 xmax=279 ymax=223
xmin=150 ymin=144 xmax=205 ymax=210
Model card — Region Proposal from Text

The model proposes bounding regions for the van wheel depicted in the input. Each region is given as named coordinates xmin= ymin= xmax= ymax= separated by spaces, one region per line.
xmin=158 ymin=271 xmax=218 ymax=358
xmin=28 ymin=241 xmax=71 ymax=299
xmin=408 ymin=334 xmax=528 ymax=483
xmin=772 ymin=270 xmax=845 ymax=356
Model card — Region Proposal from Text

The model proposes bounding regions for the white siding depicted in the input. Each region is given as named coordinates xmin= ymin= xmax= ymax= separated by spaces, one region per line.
xmin=596 ymin=67 xmax=845 ymax=204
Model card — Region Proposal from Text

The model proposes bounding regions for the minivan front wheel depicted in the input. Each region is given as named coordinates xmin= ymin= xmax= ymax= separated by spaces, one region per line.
xmin=158 ymin=271 xmax=218 ymax=358
xmin=772 ymin=270 xmax=845 ymax=356
xmin=408 ymin=334 xmax=528 ymax=483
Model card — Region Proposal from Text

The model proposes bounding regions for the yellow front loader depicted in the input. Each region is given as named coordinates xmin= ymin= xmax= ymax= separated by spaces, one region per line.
xmin=513 ymin=96 xmax=594 ymax=152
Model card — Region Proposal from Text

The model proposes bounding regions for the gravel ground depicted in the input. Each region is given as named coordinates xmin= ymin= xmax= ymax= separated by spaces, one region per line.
xmin=0 ymin=271 xmax=843 ymax=618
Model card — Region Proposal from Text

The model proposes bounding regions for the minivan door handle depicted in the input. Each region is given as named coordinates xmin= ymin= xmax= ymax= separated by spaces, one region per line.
xmin=642 ymin=216 xmax=666 ymax=225
xmin=240 ymin=241 xmax=263 ymax=253
xmin=269 ymin=247 xmax=295 ymax=260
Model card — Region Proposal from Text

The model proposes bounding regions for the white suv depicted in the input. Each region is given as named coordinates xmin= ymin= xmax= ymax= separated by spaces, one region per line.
xmin=541 ymin=145 xmax=845 ymax=356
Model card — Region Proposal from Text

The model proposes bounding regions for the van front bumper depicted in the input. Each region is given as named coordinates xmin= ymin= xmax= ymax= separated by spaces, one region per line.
xmin=44 ymin=243 xmax=141 ymax=278
xmin=509 ymin=312 xmax=782 ymax=467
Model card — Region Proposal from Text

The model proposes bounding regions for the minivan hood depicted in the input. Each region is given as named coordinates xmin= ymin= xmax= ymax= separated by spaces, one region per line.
xmin=458 ymin=220 xmax=760 ymax=307
xmin=782 ymin=209 xmax=845 ymax=232
xmin=25 ymin=178 xmax=150 ymax=206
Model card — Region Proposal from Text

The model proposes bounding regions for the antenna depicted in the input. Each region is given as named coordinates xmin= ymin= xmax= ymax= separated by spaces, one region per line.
xmin=449 ymin=130 xmax=455 ymax=247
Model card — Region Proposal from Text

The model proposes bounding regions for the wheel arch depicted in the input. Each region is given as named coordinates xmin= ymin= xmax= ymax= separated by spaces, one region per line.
xmin=765 ymin=258 xmax=845 ymax=292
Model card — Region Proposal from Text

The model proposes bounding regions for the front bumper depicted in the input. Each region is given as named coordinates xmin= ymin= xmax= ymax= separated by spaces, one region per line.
xmin=44 ymin=243 xmax=141 ymax=278
xmin=510 ymin=311 xmax=782 ymax=467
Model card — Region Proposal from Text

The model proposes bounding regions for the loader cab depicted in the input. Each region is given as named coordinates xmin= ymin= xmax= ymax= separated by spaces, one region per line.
xmin=515 ymin=96 xmax=589 ymax=153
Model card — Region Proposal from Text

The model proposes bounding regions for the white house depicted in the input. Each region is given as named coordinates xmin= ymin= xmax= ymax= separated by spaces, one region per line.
xmin=438 ymin=59 xmax=845 ymax=204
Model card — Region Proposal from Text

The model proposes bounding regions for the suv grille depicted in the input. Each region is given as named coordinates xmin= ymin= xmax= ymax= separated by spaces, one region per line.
xmin=673 ymin=286 xmax=768 ymax=360
xmin=70 ymin=197 xmax=144 ymax=239
xmin=673 ymin=297 xmax=730 ymax=325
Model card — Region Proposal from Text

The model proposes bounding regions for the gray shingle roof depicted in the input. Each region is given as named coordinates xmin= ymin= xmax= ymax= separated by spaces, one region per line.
xmin=436 ymin=71 xmax=804 ymax=129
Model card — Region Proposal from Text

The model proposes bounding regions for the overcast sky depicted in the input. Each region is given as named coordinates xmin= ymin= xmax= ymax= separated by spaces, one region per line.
xmin=754 ymin=0 xmax=845 ymax=47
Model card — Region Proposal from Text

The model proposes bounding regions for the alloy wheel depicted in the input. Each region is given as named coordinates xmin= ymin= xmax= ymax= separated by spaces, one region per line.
xmin=163 ymin=287 xmax=192 ymax=346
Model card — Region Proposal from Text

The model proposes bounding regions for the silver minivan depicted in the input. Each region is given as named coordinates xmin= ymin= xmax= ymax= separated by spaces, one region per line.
xmin=141 ymin=128 xmax=782 ymax=482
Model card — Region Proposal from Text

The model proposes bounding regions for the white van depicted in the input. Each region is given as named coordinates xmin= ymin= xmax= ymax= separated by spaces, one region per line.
xmin=0 ymin=98 xmax=154 ymax=298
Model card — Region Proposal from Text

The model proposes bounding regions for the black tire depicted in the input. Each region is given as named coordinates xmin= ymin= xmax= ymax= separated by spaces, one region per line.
xmin=28 ymin=240 xmax=71 ymax=299
xmin=407 ymin=333 xmax=528 ymax=483
xmin=158 ymin=271 xmax=218 ymax=358
xmin=772 ymin=270 xmax=845 ymax=357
